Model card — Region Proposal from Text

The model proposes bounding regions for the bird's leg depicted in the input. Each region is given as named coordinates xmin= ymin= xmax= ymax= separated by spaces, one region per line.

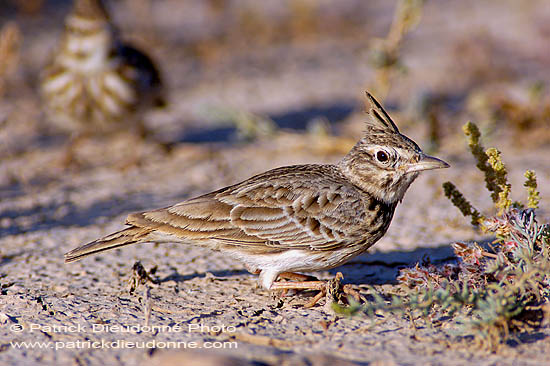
xmin=270 ymin=279 xmax=326 ymax=306
xmin=273 ymin=272 xmax=320 ymax=297
xmin=270 ymin=272 xmax=360 ymax=308
xmin=61 ymin=131 xmax=89 ymax=168
xmin=278 ymin=272 xmax=319 ymax=282
xmin=305 ymin=290 xmax=326 ymax=308
xmin=136 ymin=118 xmax=174 ymax=154
xmin=270 ymin=281 xmax=326 ymax=291
xmin=116 ymin=119 xmax=172 ymax=170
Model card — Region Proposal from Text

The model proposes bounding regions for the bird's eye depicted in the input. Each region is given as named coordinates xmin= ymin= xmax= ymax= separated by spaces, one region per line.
xmin=376 ymin=150 xmax=389 ymax=163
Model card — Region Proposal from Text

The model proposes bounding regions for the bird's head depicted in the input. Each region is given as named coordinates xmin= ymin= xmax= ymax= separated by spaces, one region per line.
xmin=71 ymin=0 xmax=110 ymax=21
xmin=57 ymin=0 xmax=113 ymax=73
xmin=339 ymin=92 xmax=449 ymax=204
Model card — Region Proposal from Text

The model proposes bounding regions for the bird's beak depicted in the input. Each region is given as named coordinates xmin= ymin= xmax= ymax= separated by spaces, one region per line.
xmin=406 ymin=153 xmax=450 ymax=173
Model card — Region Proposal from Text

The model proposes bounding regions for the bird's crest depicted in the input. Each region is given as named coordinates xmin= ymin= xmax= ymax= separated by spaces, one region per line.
xmin=364 ymin=91 xmax=400 ymax=133
xmin=72 ymin=0 xmax=109 ymax=20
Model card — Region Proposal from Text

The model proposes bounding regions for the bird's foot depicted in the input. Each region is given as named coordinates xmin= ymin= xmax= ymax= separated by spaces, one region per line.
xmin=270 ymin=272 xmax=361 ymax=308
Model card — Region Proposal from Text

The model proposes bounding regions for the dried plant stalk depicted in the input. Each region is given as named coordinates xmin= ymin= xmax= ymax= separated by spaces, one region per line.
xmin=0 ymin=22 xmax=22 ymax=98
xmin=367 ymin=0 xmax=425 ymax=100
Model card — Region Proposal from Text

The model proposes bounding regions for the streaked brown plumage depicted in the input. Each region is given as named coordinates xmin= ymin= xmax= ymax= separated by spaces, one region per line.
xmin=40 ymin=0 xmax=164 ymax=135
xmin=65 ymin=92 xmax=449 ymax=297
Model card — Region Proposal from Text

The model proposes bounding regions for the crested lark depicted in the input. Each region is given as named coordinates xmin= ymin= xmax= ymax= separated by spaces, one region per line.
xmin=66 ymin=92 xmax=449 ymax=303
xmin=40 ymin=0 xmax=166 ymax=160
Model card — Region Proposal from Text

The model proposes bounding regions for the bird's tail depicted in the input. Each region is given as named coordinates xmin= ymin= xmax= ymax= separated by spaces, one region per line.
xmin=64 ymin=226 xmax=152 ymax=263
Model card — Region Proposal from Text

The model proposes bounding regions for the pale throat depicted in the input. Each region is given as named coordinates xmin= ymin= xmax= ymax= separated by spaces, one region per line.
xmin=339 ymin=160 xmax=418 ymax=205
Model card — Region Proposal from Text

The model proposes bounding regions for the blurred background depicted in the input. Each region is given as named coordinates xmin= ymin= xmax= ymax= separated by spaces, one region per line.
xmin=2 ymin=0 xmax=549 ymax=146
xmin=0 ymin=0 xmax=549 ymax=246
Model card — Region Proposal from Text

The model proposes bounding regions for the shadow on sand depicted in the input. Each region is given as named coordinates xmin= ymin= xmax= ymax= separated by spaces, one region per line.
xmin=153 ymin=240 xmax=495 ymax=287
xmin=176 ymin=101 xmax=356 ymax=143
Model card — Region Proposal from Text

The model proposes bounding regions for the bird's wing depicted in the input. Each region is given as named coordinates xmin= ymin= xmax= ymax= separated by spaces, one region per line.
xmin=129 ymin=168 xmax=366 ymax=252
xmin=219 ymin=179 xmax=366 ymax=251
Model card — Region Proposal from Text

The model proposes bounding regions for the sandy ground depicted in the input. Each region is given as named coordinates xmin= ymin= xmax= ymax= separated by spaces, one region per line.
xmin=1 ymin=0 xmax=550 ymax=365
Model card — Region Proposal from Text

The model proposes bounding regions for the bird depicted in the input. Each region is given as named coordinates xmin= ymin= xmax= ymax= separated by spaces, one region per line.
xmin=65 ymin=92 xmax=449 ymax=304
xmin=40 ymin=0 xmax=167 ymax=162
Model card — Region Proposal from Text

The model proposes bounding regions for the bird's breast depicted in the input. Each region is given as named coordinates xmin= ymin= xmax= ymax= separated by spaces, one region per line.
xmin=358 ymin=198 xmax=396 ymax=242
